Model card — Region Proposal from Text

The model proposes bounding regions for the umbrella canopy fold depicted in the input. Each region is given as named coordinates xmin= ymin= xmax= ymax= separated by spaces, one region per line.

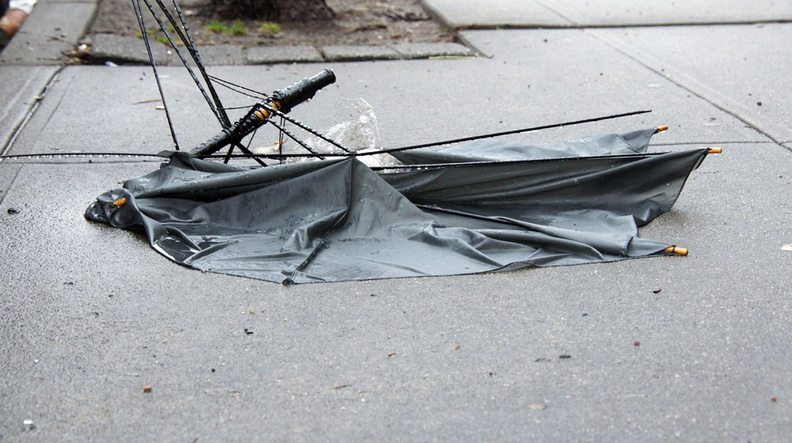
xmin=86 ymin=129 xmax=710 ymax=284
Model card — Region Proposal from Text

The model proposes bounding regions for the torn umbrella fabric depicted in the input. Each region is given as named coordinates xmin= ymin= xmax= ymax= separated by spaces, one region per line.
xmin=86 ymin=129 xmax=710 ymax=284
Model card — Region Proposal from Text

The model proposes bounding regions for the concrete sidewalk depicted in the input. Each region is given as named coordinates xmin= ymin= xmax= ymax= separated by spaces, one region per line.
xmin=2 ymin=1 xmax=791 ymax=440
xmin=425 ymin=0 xmax=792 ymax=28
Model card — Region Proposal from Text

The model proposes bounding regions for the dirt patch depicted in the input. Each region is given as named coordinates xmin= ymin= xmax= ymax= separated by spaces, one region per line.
xmin=88 ymin=0 xmax=454 ymax=49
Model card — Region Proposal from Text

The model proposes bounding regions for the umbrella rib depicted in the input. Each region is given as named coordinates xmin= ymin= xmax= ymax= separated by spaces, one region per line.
xmin=132 ymin=0 xmax=180 ymax=150
xmin=267 ymin=119 xmax=326 ymax=160
xmin=141 ymin=0 xmax=231 ymax=128
xmin=357 ymin=110 xmax=653 ymax=157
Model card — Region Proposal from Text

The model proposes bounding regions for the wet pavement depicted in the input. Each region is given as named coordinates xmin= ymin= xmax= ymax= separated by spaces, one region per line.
xmin=1 ymin=0 xmax=791 ymax=439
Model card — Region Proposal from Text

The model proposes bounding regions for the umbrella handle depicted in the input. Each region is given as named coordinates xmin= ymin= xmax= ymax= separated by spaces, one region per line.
xmin=191 ymin=69 xmax=336 ymax=157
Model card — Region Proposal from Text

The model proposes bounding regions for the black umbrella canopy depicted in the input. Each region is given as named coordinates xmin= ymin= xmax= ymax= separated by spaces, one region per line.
xmin=86 ymin=128 xmax=714 ymax=284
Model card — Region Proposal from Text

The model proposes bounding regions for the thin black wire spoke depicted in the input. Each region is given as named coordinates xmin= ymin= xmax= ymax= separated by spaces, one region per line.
xmin=0 ymin=149 xmax=677 ymax=163
xmin=201 ymin=110 xmax=654 ymax=160
xmin=221 ymin=105 xmax=260 ymax=111
xmin=278 ymin=116 xmax=285 ymax=159
xmin=141 ymin=0 xmax=216 ymax=116
xmin=223 ymin=127 xmax=255 ymax=164
xmin=171 ymin=0 xmax=234 ymax=130
xmin=171 ymin=0 xmax=199 ymax=55
xmin=0 ymin=152 xmax=170 ymax=160
xmin=132 ymin=0 xmax=180 ymax=150
xmin=356 ymin=109 xmax=653 ymax=157
xmin=265 ymin=105 xmax=354 ymax=154
xmin=267 ymin=120 xmax=326 ymax=160
xmin=208 ymin=74 xmax=270 ymax=101
xmin=247 ymin=127 xmax=259 ymax=159
xmin=230 ymin=141 xmax=268 ymax=167
xmin=151 ymin=0 xmax=231 ymax=128
xmin=141 ymin=0 xmax=229 ymax=128
xmin=244 ymin=128 xmax=269 ymax=167
xmin=223 ymin=143 xmax=235 ymax=164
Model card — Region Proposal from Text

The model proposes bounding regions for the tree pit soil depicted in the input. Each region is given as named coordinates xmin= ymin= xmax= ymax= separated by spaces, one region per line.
xmin=89 ymin=0 xmax=455 ymax=49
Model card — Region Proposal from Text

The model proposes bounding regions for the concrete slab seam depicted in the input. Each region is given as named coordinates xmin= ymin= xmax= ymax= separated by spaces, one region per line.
xmin=0 ymin=75 xmax=42 ymax=151
xmin=454 ymin=33 xmax=492 ymax=59
xmin=443 ymin=20 xmax=792 ymax=30
xmin=422 ymin=0 xmax=792 ymax=31
xmin=590 ymin=30 xmax=787 ymax=147
xmin=1 ymin=68 xmax=63 ymax=156
xmin=533 ymin=0 xmax=579 ymax=27
xmin=0 ymin=163 xmax=23 ymax=205
xmin=420 ymin=0 xmax=449 ymax=30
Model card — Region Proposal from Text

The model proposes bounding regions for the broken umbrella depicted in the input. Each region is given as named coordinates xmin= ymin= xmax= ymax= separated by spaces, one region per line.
xmin=80 ymin=0 xmax=719 ymax=284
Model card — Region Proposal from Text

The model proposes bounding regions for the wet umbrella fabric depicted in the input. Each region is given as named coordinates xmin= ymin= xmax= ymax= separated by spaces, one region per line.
xmin=85 ymin=128 xmax=709 ymax=284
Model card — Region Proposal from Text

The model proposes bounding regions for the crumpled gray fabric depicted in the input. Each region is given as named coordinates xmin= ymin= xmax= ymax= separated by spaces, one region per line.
xmin=86 ymin=128 xmax=710 ymax=284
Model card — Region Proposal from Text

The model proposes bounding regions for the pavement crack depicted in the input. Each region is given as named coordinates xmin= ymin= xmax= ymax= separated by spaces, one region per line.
xmin=1 ymin=67 xmax=64 ymax=157
xmin=588 ymin=30 xmax=785 ymax=147
xmin=533 ymin=0 xmax=578 ymax=26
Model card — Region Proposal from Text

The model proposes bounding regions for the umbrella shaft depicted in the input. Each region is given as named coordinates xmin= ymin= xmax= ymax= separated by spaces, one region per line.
xmin=190 ymin=69 xmax=336 ymax=158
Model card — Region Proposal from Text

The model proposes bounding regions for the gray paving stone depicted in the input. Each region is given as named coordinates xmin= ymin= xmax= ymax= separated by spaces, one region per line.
xmin=0 ymin=2 xmax=96 ymax=65
xmin=5 ymin=66 xmax=203 ymax=155
xmin=245 ymin=45 xmax=323 ymax=64
xmin=194 ymin=44 xmax=245 ymax=66
xmin=321 ymin=45 xmax=401 ymax=62
xmin=90 ymin=34 xmax=173 ymax=66
xmin=456 ymin=29 xmax=766 ymax=146
xmin=422 ymin=0 xmax=570 ymax=29
xmin=0 ymin=66 xmax=57 ymax=151
xmin=550 ymin=0 xmax=792 ymax=26
xmin=424 ymin=0 xmax=792 ymax=29
xmin=40 ymin=0 xmax=96 ymax=3
xmin=591 ymin=24 xmax=792 ymax=144
xmin=392 ymin=42 xmax=476 ymax=59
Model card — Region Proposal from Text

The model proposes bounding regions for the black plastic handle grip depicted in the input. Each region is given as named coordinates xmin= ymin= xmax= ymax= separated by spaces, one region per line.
xmin=274 ymin=69 xmax=336 ymax=113
xmin=190 ymin=69 xmax=336 ymax=157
